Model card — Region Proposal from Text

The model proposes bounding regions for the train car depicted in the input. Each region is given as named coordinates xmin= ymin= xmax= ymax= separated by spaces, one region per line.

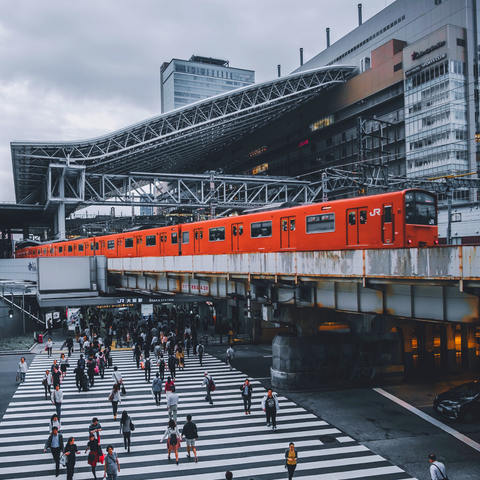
xmin=15 ymin=189 xmax=437 ymax=259
xmin=180 ymin=189 xmax=438 ymax=255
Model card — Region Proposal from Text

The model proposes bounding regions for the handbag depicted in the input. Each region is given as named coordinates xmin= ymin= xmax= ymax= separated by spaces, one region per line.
xmin=59 ymin=452 xmax=68 ymax=467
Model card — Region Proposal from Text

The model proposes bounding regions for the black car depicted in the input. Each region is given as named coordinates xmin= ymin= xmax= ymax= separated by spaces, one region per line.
xmin=433 ymin=381 xmax=480 ymax=423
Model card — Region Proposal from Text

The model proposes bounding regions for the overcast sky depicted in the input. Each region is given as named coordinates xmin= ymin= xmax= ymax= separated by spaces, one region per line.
xmin=0 ymin=0 xmax=394 ymax=203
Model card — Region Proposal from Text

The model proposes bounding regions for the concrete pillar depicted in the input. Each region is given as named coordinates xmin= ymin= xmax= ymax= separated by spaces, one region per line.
xmin=445 ymin=324 xmax=457 ymax=371
xmin=403 ymin=327 xmax=414 ymax=373
xmin=424 ymin=324 xmax=435 ymax=370
xmin=463 ymin=325 xmax=477 ymax=371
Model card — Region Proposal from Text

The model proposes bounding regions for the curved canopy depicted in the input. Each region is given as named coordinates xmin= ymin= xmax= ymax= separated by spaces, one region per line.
xmin=11 ymin=65 xmax=355 ymax=204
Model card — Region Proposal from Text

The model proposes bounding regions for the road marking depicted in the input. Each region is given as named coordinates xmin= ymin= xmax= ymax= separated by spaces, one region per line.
xmin=373 ymin=387 xmax=480 ymax=453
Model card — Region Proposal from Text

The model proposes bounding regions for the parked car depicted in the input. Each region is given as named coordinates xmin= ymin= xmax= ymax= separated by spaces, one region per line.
xmin=433 ymin=381 xmax=480 ymax=423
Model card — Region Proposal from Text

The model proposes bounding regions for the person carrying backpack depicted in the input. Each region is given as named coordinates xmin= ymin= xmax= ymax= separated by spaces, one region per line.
xmin=160 ymin=419 xmax=182 ymax=465
xmin=201 ymin=372 xmax=215 ymax=405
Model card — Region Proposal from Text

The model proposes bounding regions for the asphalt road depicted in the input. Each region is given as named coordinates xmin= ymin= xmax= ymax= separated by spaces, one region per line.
xmin=1 ymin=340 xmax=479 ymax=479
xmin=209 ymin=343 xmax=480 ymax=480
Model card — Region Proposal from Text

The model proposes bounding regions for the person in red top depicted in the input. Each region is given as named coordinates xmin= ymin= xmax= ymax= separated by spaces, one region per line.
xmin=165 ymin=376 xmax=175 ymax=401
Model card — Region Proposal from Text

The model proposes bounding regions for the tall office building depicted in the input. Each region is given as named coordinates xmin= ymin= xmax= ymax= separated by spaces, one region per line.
xmin=160 ymin=55 xmax=255 ymax=113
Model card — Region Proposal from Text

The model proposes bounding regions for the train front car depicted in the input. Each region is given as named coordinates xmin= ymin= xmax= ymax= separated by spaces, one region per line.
xmin=403 ymin=189 xmax=438 ymax=247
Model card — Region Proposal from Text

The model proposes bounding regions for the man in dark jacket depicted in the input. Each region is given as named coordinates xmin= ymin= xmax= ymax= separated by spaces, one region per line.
xmin=240 ymin=379 xmax=253 ymax=415
xmin=181 ymin=414 xmax=199 ymax=462
xmin=65 ymin=335 xmax=74 ymax=357
xmin=43 ymin=426 xmax=64 ymax=476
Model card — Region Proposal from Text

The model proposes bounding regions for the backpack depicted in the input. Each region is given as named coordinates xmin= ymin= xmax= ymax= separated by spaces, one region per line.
xmin=208 ymin=376 xmax=216 ymax=392
xmin=169 ymin=432 xmax=177 ymax=446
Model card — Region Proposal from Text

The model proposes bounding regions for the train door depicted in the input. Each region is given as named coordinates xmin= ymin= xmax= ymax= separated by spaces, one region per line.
xmin=194 ymin=228 xmax=203 ymax=254
xmin=231 ymin=223 xmax=244 ymax=252
xmin=280 ymin=216 xmax=296 ymax=249
xmin=382 ymin=204 xmax=394 ymax=244
xmin=347 ymin=208 xmax=369 ymax=246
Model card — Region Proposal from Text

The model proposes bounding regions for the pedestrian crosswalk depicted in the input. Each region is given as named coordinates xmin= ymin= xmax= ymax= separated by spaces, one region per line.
xmin=0 ymin=348 xmax=418 ymax=480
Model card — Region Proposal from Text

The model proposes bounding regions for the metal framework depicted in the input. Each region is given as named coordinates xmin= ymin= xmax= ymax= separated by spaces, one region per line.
xmin=11 ymin=65 xmax=355 ymax=206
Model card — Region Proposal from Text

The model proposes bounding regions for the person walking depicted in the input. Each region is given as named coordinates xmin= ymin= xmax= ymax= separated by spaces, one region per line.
xmin=168 ymin=353 xmax=177 ymax=380
xmin=262 ymin=389 xmax=279 ymax=431
xmin=152 ymin=373 xmax=162 ymax=406
xmin=44 ymin=426 xmax=64 ymax=477
xmin=51 ymin=385 xmax=64 ymax=418
xmin=60 ymin=353 xmax=69 ymax=379
xmin=112 ymin=366 xmax=125 ymax=395
xmin=66 ymin=335 xmax=74 ymax=357
xmin=144 ymin=356 xmax=152 ymax=382
xmin=43 ymin=369 xmax=52 ymax=400
xmin=160 ymin=419 xmax=181 ymax=465
xmin=167 ymin=385 xmax=179 ymax=423
xmin=88 ymin=417 xmax=102 ymax=442
xmin=104 ymin=445 xmax=120 ymax=480
xmin=226 ymin=345 xmax=235 ymax=370
xmin=176 ymin=345 xmax=185 ymax=371
xmin=64 ymin=436 xmax=79 ymax=480
xmin=201 ymin=372 xmax=215 ymax=405
xmin=428 ymin=454 xmax=447 ymax=480
xmin=285 ymin=442 xmax=298 ymax=480
xmin=109 ymin=383 xmax=121 ymax=420
xmin=157 ymin=354 xmax=166 ymax=381
xmin=46 ymin=338 xmax=53 ymax=357
xmin=18 ymin=357 xmax=28 ymax=383
xmin=119 ymin=410 xmax=133 ymax=453
xmin=197 ymin=343 xmax=204 ymax=366
xmin=165 ymin=376 xmax=175 ymax=401
xmin=240 ymin=379 xmax=253 ymax=415
xmin=85 ymin=433 xmax=103 ymax=479
xmin=49 ymin=413 xmax=61 ymax=433
xmin=181 ymin=414 xmax=198 ymax=462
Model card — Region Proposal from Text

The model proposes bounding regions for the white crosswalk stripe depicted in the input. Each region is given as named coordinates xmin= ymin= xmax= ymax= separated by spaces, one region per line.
xmin=0 ymin=349 xmax=417 ymax=480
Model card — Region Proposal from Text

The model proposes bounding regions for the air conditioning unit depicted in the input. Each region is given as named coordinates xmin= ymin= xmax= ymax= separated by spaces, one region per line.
xmin=360 ymin=57 xmax=371 ymax=73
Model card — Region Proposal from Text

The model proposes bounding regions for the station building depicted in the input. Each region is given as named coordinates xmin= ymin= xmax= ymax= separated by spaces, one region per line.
xmin=160 ymin=55 xmax=255 ymax=113
xmin=213 ymin=0 xmax=475 ymax=207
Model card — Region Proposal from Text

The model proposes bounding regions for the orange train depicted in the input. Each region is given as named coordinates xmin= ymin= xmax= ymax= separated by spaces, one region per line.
xmin=15 ymin=189 xmax=438 ymax=259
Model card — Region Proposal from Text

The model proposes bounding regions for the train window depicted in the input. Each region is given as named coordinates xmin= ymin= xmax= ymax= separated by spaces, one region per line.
xmin=79 ymin=244 xmax=84 ymax=252
xmin=125 ymin=238 xmax=134 ymax=248
xmin=59 ymin=247 xmax=63 ymax=253
xmin=171 ymin=233 xmax=178 ymax=244
xmin=209 ymin=227 xmax=225 ymax=242
xmin=146 ymin=235 xmax=156 ymax=246
xmin=68 ymin=245 xmax=72 ymax=252
xmin=348 ymin=212 xmax=356 ymax=225
xmin=182 ymin=231 xmax=189 ymax=244
xmin=251 ymin=221 xmax=272 ymax=238
xmin=108 ymin=240 xmax=115 ymax=250
xmin=233 ymin=226 xmax=237 ymax=236
xmin=239 ymin=225 xmax=243 ymax=236
xmin=282 ymin=220 xmax=288 ymax=231
xmin=360 ymin=210 xmax=367 ymax=224
xmin=405 ymin=192 xmax=437 ymax=225
xmin=306 ymin=214 xmax=335 ymax=233
xmin=384 ymin=206 xmax=392 ymax=223
xmin=290 ymin=219 xmax=295 ymax=231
